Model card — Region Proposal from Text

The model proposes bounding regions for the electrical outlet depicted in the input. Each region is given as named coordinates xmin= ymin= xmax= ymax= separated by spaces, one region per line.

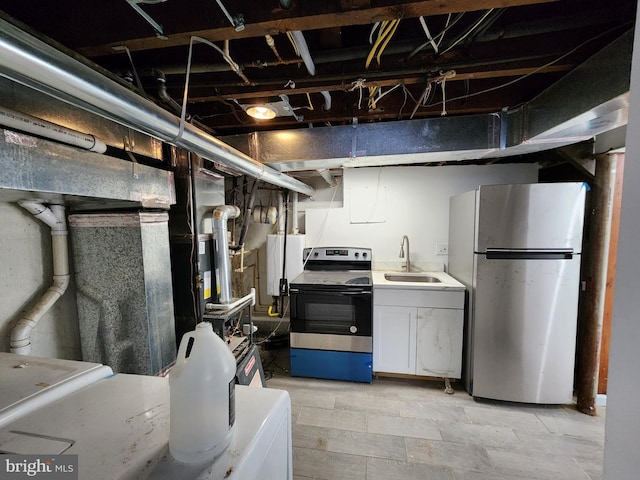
xmin=436 ymin=242 xmax=449 ymax=255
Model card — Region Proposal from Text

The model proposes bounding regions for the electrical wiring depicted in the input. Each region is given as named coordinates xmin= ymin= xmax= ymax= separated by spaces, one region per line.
xmin=419 ymin=16 xmax=438 ymax=54
xmin=422 ymin=22 xmax=633 ymax=108
xmin=409 ymin=70 xmax=455 ymax=118
xmin=439 ymin=9 xmax=495 ymax=56
xmin=286 ymin=31 xmax=300 ymax=57
xmin=407 ymin=12 xmax=464 ymax=59
xmin=376 ymin=19 xmax=400 ymax=66
xmin=369 ymin=22 xmax=381 ymax=45
xmin=365 ymin=19 xmax=400 ymax=69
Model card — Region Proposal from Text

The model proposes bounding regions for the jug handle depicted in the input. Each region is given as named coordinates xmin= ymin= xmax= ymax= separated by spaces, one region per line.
xmin=176 ymin=330 xmax=196 ymax=362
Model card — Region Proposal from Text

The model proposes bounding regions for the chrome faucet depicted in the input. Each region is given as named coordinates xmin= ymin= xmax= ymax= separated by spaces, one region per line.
xmin=399 ymin=235 xmax=410 ymax=272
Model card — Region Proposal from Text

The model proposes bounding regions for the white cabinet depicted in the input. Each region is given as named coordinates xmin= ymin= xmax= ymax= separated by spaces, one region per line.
xmin=416 ymin=308 xmax=463 ymax=377
xmin=373 ymin=288 xmax=464 ymax=379
xmin=373 ymin=306 xmax=416 ymax=374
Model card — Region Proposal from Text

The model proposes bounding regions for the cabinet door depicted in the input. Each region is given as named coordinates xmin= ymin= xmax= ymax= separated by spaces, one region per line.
xmin=373 ymin=306 xmax=416 ymax=374
xmin=416 ymin=308 xmax=463 ymax=378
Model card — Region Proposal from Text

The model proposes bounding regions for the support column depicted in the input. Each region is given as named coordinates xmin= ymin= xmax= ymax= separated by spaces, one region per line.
xmin=576 ymin=153 xmax=619 ymax=415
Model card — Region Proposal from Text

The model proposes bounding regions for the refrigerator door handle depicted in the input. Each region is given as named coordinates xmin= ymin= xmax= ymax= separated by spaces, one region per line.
xmin=484 ymin=248 xmax=574 ymax=260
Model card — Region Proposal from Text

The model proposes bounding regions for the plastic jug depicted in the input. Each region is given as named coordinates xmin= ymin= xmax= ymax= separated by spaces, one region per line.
xmin=169 ymin=322 xmax=236 ymax=463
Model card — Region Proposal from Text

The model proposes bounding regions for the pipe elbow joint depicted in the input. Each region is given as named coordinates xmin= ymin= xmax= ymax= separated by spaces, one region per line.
xmin=213 ymin=205 xmax=241 ymax=221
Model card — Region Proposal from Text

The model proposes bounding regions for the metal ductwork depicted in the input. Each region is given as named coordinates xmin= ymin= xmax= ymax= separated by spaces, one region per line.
xmin=222 ymin=30 xmax=632 ymax=171
xmin=0 ymin=17 xmax=315 ymax=197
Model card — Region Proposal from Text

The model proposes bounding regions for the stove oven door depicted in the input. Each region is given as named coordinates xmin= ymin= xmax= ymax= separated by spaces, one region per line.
xmin=289 ymin=286 xmax=372 ymax=353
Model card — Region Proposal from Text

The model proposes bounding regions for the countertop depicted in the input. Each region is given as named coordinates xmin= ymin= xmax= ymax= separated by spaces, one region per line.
xmin=372 ymin=270 xmax=465 ymax=291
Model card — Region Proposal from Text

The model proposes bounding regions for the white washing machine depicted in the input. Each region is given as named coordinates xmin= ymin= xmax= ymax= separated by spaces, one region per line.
xmin=0 ymin=353 xmax=292 ymax=479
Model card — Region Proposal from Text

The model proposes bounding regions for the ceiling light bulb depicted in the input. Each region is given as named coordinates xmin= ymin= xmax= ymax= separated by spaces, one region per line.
xmin=246 ymin=105 xmax=277 ymax=120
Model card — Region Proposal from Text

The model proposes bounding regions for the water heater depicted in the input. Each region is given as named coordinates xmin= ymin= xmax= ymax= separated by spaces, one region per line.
xmin=266 ymin=234 xmax=305 ymax=296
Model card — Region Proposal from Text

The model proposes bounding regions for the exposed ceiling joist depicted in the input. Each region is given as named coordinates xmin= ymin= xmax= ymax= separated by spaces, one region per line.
xmin=76 ymin=0 xmax=561 ymax=57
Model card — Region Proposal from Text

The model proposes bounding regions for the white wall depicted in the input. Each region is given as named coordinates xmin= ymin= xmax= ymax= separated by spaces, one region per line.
xmin=602 ymin=5 xmax=640 ymax=477
xmin=0 ymin=202 xmax=81 ymax=359
xmin=303 ymin=164 xmax=538 ymax=271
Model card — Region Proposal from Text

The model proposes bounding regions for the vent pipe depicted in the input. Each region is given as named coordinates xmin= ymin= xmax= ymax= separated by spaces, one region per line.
xmin=0 ymin=18 xmax=314 ymax=197
xmin=212 ymin=205 xmax=240 ymax=304
xmin=11 ymin=203 xmax=70 ymax=355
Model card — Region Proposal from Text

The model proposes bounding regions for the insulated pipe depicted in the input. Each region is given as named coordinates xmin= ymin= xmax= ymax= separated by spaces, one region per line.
xmin=212 ymin=205 xmax=241 ymax=304
xmin=11 ymin=203 xmax=70 ymax=355
xmin=289 ymin=30 xmax=332 ymax=112
xmin=0 ymin=105 xmax=107 ymax=153
xmin=0 ymin=18 xmax=314 ymax=197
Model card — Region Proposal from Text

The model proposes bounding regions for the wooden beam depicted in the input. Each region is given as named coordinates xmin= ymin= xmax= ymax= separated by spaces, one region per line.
xmin=77 ymin=0 xmax=561 ymax=57
xmin=187 ymin=64 xmax=573 ymax=103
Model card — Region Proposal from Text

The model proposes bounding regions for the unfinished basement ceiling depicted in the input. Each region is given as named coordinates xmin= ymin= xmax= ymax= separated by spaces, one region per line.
xmin=0 ymin=0 xmax=635 ymax=140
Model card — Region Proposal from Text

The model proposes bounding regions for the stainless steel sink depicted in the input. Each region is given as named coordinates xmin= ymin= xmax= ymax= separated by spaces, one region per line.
xmin=384 ymin=273 xmax=442 ymax=283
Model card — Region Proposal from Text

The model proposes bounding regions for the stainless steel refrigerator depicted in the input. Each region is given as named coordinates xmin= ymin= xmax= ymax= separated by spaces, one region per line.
xmin=448 ymin=182 xmax=586 ymax=404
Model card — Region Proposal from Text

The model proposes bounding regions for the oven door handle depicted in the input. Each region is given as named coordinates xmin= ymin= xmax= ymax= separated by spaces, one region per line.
xmin=290 ymin=289 xmax=371 ymax=296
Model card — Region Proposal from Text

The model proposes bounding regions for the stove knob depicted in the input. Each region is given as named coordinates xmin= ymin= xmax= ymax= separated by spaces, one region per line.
xmin=350 ymin=326 xmax=358 ymax=334
xmin=362 ymin=252 xmax=368 ymax=258
xmin=354 ymin=252 xmax=359 ymax=258
xmin=314 ymin=251 xmax=319 ymax=257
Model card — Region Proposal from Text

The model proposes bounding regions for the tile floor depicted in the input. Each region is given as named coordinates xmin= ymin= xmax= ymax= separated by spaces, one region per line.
xmin=260 ymin=347 xmax=606 ymax=480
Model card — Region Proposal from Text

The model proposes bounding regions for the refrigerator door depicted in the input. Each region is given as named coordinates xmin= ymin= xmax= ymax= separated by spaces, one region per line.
xmin=475 ymin=183 xmax=586 ymax=253
xmin=471 ymin=254 xmax=581 ymax=403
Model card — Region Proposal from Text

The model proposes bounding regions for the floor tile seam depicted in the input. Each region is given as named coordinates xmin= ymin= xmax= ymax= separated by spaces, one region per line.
xmin=417 ymin=433 xmax=523 ymax=451
xmin=403 ymin=449 xmax=499 ymax=475
xmin=571 ymin=455 xmax=600 ymax=480
xmin=484 ymin=444 xmax=603 ymax=467
xmin=397 ymin=412 xmax=473 ymax=424
xmin=364 ymin=456 xmax=458 ymax=479
xmin=435 ymin=426 xmax=523 ymax=448
xmin=363 ymin=415 xmax=443 ymax=441
xmin=323 ymin=442 xmax=408 ymax=463
xmin=512 ymin=428 xmax=606 ymax=448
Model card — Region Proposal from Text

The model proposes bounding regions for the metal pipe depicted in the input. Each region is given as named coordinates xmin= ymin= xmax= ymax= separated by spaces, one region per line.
xmin=11 ymin=203 xmax=70 ymax=355
xmin=212 ymin=205 xmax=241 ymax=304
xmin=230 ymin=179 xmax=259 ymax=250
xmin=0 ymin=18 xmax=314 ymax=197
xmin=152 ymin=68 xmax=191 ymax=120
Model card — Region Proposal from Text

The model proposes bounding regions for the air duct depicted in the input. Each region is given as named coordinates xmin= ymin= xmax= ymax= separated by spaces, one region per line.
xmin=11 ymin=203 xmax=69 ymax=355
xmin=0 ymin=18 xmax=314 ymax=197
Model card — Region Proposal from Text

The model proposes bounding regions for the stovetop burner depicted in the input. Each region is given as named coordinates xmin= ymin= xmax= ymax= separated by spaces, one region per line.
xmin=290 ymin=270 xmax=372 ymax=288
xmin=291 ymin=247 xmax=373 ymax=288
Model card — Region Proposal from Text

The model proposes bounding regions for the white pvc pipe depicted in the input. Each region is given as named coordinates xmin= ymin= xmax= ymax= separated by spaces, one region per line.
xmin=11 ymin=203 xmax=70 ymax=355
xmin=277 ymin=192 xmax=285 ymax=235
xmin=0 ymin=105 xmax=107 ymax=153
xmin=292 ymin=192 xmax=299 ymax=234
xmin=212 ymin=205 xmax=241 ymax=304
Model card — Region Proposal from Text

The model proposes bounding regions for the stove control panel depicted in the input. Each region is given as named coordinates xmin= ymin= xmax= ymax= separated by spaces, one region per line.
xmin=303 ymin=247 xmax=372 ymax=262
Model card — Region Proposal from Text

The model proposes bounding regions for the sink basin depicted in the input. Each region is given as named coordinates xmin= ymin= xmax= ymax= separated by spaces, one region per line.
xmin=384 ymin=273 xmax=442 ymax=283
